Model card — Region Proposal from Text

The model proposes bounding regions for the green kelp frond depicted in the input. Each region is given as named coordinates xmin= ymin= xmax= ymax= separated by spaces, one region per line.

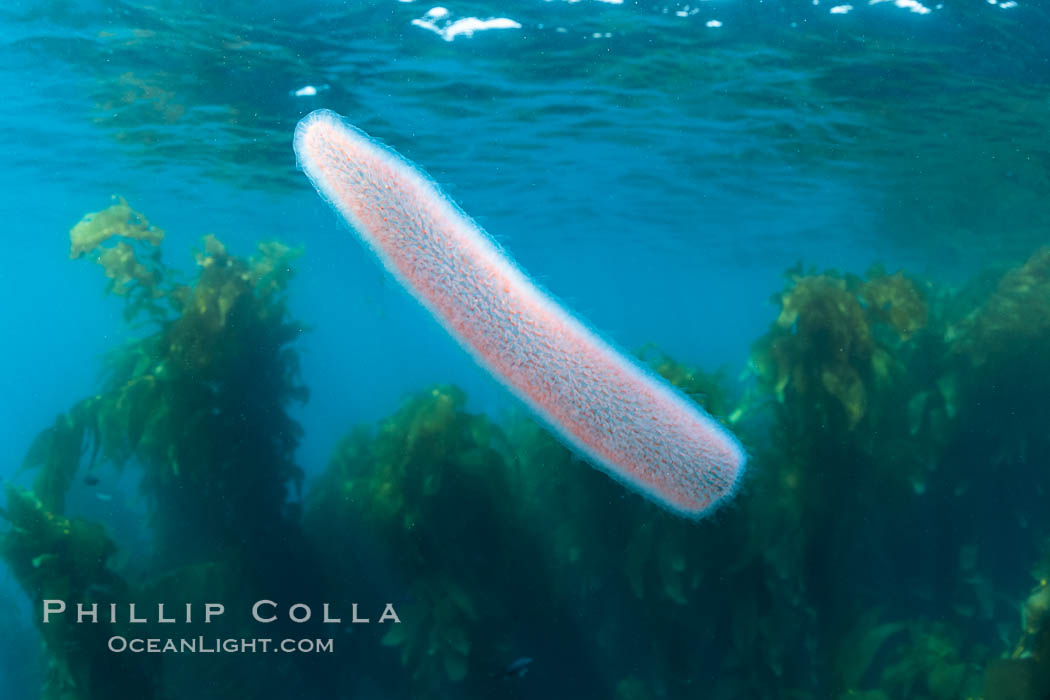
xmin=380 ymin=575 xmax=478 ymax=683
xmin=22 ymin=372 xmax=172 ymax=515
xmin=0 ymin=485 xmax=116 ymax=594
xmin=837 ymin=616 xmax=982 ymax=700
xmin=21 ymin=409 xmax=91 ymax=513
xmin=0 ymin=486 xmax=158 ymax=700
xmin=309 ymin=386 xmax=511 ymax=564
xmin=307 ymin=387 xmax=524 ymax=692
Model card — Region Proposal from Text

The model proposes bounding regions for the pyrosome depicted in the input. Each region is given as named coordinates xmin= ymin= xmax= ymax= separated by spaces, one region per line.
xmin=293 ymin=109 xmax=745 ymax=518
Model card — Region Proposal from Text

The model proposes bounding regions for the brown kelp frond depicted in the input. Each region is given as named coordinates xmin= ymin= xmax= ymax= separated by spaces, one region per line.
xmin=949 ymin=247 xmax=1050 ymax=370
xmin=69 ymin=196 xmax=164 ymax=259
xmin=750 ymin=268 xmax=929 ymax=431
xmin=861 ymin=270 xmax=928 ymax=342
xmin=69 ymin=197 xmax=168 ymax=322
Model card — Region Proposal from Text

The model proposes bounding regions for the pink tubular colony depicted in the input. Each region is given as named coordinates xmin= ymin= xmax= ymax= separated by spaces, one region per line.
xmin=293 ymin=109 xmax=745 ymax=518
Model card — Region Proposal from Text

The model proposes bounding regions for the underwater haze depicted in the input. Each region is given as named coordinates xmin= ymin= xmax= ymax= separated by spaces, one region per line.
xmin=1 ymin=0 xmax=1049 ymax=698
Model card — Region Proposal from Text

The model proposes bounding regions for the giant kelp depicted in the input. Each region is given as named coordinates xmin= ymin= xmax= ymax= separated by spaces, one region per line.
xmin=304 ymin=386 xmax=556 ymax=695
xmin=749 ymin=266 xmax=930 ymax=432
xmin=945 ymin=247 xmax=1050 ymax=460
xmin=21 ymin=200 xmax=306 ymax=563
xmin=748 ymin=268 xmax=942 ymax=561
xmin=304 ymin=352 xmax=815 ymax=698
xmin=0 ymin=486 xmax=157 ymax=700
xmin=741 ymin=255 xmax=1050 ymax=698
xmin=983 ymin=564 xmax=1050 ymax=700
xmin=6 ymin=198 xmax=1050 ymax=700
xmin=2 ymin=200 xmax=330 ymax=700
xmin=835 ymin=616 xmax=984 ymax=700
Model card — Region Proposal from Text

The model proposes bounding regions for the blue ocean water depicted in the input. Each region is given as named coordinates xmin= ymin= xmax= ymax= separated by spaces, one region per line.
xmin=1 ymin=1 xmax=1049 ymax=698
xmin=3 ymin=0 xmax=1045 ymax=481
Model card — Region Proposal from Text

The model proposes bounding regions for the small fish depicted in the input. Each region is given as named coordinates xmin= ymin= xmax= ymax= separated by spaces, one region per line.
xmin=83 ymin=475 xmax=100 ymax=486
xmin=493 ymin=657 xmax=533 ymax=679
xmin=96 ymin=492 xmax=113 ymax=502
